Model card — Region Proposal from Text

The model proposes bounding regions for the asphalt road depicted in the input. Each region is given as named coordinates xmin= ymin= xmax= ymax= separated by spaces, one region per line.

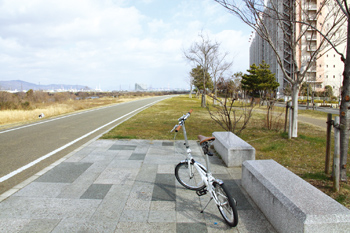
xmin=275 ymin=102 xmax=341 ymax=129
xmin=0 ymin=96 xmax=171 ymax=195
xmin=275 ymin=102 xmax=340 ymax=115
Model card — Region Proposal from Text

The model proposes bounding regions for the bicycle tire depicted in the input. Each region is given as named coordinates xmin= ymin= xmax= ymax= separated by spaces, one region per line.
xmin=175 ymin=161 xmax=206 ymax=190
xmin=213 ymin=182 xmax=238 ymax=227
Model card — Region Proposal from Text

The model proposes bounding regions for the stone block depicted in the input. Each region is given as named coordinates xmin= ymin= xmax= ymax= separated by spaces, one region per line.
xmin=212 ymin=131 xmax=255 ymax=167
xmin=242 ymin=160 xmax=350 ymax=233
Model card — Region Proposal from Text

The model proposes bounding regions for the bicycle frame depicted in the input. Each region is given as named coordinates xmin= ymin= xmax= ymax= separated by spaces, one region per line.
xmin=181 ymin=123 xmax=224 ymax=207
xmin=173 ymin=110 xmax=238 ymax=227
xmin=182 ymin=123 xmax=211 ymax=172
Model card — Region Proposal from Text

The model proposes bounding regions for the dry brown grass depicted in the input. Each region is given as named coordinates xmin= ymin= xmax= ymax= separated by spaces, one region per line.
xmin=0 ymin=96 xmax=152 ymax=127
xmin=0 ymin=104 xmax=75 ymax=125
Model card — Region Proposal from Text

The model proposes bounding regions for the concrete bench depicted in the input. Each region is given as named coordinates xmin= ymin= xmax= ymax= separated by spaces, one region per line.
xmin=212 ymin=132 xmax=255 ymax=167
xmin=242 ymin=160 xmax=350 ymax=233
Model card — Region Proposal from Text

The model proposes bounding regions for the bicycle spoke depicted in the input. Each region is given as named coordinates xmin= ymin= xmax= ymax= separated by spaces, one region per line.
xmin=219 ymin=200 xmax=229 ymax=206
xmin=222 ymin=205 xmax=233 ymax=215
xmin=213 ymin=182 xmax=238 ymax=227
xmin=175 ymin=162 xmax=206 ymax=190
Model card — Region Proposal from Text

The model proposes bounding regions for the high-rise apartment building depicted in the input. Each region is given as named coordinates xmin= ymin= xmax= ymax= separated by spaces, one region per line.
xmin=249 ymin=0 xmax=346 ymax=97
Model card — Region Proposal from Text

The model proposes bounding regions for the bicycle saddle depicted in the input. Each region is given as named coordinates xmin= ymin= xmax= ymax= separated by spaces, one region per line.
xmin=197 ymin=135 xmax=216 ymax=145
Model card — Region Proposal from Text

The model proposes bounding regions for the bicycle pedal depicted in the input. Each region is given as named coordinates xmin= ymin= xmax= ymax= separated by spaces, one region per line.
xmin=196 ymin=188 xmax=207 ymax=196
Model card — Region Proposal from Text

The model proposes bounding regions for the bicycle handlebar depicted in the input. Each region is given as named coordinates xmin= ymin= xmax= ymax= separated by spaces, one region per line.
xmin=178 ymin=109 xmax=193 ymax=121
xmin=175 ymin=125 xmax=182 ymax=132
xmin=171 ymin=109 xmax=193 ymax=133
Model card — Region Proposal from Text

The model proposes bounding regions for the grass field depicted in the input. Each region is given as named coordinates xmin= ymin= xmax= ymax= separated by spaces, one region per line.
xmin=101 ymin=95 xmax=350 ymax=208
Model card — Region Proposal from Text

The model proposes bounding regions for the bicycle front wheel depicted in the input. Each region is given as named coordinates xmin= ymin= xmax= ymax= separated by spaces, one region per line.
xmin=213 ymin=182 xmax=238 ymax=227
xmin=175 ymin=161 xmax=206 ymax=190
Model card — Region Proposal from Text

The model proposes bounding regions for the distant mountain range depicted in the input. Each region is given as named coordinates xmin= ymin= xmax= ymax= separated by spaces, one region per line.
xmin=0 ymin=80 xmax=91 ymax=91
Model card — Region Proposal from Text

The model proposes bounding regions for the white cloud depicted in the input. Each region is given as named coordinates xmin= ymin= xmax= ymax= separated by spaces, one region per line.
xmin=214 ymin=30 xmax=250 ymax=73
xmin=147 ymin=19 xmax=169 ymax=34
xmin=0 ymin=0 xmax=251 ymax=91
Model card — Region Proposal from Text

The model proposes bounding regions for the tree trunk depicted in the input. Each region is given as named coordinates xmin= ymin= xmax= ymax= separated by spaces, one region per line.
xmin=214 ymin=84 xmax=217 ymax=105
xmin=189 ymin=85 xmax=192 ymax=98
xmin=339 ymin=23 xmax=350 ymax=181
xmin=267 ymin=106 xmax=270 ymax=129
xmin=201 ymin=67 xmax=207 ymax=108
xmin=201 ymin=94 xmax=206 ymax=108
xmin=291 ymin=83 xmax=299 ymax=138
xmin=334 ymin=116 xmax=341 ymax=191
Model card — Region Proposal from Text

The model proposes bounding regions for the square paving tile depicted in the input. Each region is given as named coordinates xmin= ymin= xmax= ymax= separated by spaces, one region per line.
xmin=176 ymin=222 xmax=208 ymax=233
xmin=129 ymin=153 xmax=146 ymax=160
xmin=35 ymin=162 xmax=92 ymax=183
xmin=119 ymin=210 xmax=149 ymax=222
xmin=109 ymin=145 xmax=137 ymax=150
xmin=148 ymin=210 xmax=176 ymax=222
xmin=152 ymin=174 xmax=176 ymax=202
xmin=80 ymin=184 xmax=112 ymax=199
xmin=162 ymin=141 xmax=174 ymax=146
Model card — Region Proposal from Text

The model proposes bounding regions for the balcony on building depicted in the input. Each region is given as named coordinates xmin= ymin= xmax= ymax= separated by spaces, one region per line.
xmin=284 ymin=47 xmax=292 ymax=55
xmin=307 ymin=16 xmax=317 ymax=22
xmin=307 ymin=0 xmax=317 ymax=11
xmin=284 ymin=29 xmax=292 ymax=37
xmin=307 ymin=46 xmax=317 ymax=52
xmin=306 ymin=36 xmax=317 ymax=41
xmin=283 ymin=20 xmax=291 ymax=27
xmin=306 ymin=26 xmax=317 ymax=32
xmin=307 ymin=5 xmax=317 ymax=11
xmin=283 ymin=10 xmax=290 ymax=18
xmin=305 ymin=20 xmax=317 ymax=29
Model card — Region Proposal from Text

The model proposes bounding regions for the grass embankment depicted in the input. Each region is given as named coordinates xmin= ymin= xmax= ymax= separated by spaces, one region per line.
xmin=102 ymin=95 xmax=350 ymax=208
xmin=0 ymin=96 xmax=152 ymax=127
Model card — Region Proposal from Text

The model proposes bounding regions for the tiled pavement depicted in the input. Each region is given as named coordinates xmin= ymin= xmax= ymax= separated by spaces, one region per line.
xmin=0 ymin=139 xmax=276 ymax=233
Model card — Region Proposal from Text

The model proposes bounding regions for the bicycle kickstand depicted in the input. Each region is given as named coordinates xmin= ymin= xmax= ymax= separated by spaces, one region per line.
xmin=200 ymin=197 xmax=213 ymax=213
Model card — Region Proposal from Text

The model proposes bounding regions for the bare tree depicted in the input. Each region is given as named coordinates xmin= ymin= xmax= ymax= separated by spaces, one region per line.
xmin=207 ymin=88 xmax=254 ymax=135
xmin=215 ymin=0 xmax=348 ymax=180
xmin=210 ymin=50 xmax=233 ymax=104
xmin=232 ymin=72 xmax=243 ymax=99
xmin=334 ymin=0 xmax=350 ymax=181
xmin=185 ymin=75 xmax=194 ymax=98
xmin=184 ymin=32 xmax=219 ymax=107
xmin=214 ymin=0 xmax=346 ymax=137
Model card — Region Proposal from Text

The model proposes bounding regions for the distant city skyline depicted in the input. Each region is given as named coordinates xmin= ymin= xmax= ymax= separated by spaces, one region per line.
xmin=0 ymin=0 xmax=251 ymax=91
xmin=0 ymin=79 xmax=190 ymax=92
xmin=0 ymin=80 xmax=90 ymax=92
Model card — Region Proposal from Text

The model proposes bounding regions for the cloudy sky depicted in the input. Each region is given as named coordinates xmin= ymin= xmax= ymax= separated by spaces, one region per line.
xmin=0 ymin=0 xmax=251 ymax=91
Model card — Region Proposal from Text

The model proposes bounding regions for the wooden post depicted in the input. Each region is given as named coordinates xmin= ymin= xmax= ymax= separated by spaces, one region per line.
xmin=325 ymin=114 xmax=332 ymax=174
xmin=333 ymin=116 xmax=340 ymax=192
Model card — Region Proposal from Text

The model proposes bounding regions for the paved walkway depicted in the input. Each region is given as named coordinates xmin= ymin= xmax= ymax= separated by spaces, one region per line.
xmin=0 ymin=139 xmax=275 ymax=233
xmin=298 ymin=115 xmax=327 ymax=129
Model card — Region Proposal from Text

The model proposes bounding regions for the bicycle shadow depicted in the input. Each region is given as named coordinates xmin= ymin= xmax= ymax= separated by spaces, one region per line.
xmin=134 ymin=175 xmax=235 ymax=230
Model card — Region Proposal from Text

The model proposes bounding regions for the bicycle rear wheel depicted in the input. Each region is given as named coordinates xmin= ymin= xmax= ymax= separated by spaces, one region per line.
xmin=213 ymin=182 xmax=238 ymax=227
xmin=175 ymin=161 xmax=206 ymax=190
